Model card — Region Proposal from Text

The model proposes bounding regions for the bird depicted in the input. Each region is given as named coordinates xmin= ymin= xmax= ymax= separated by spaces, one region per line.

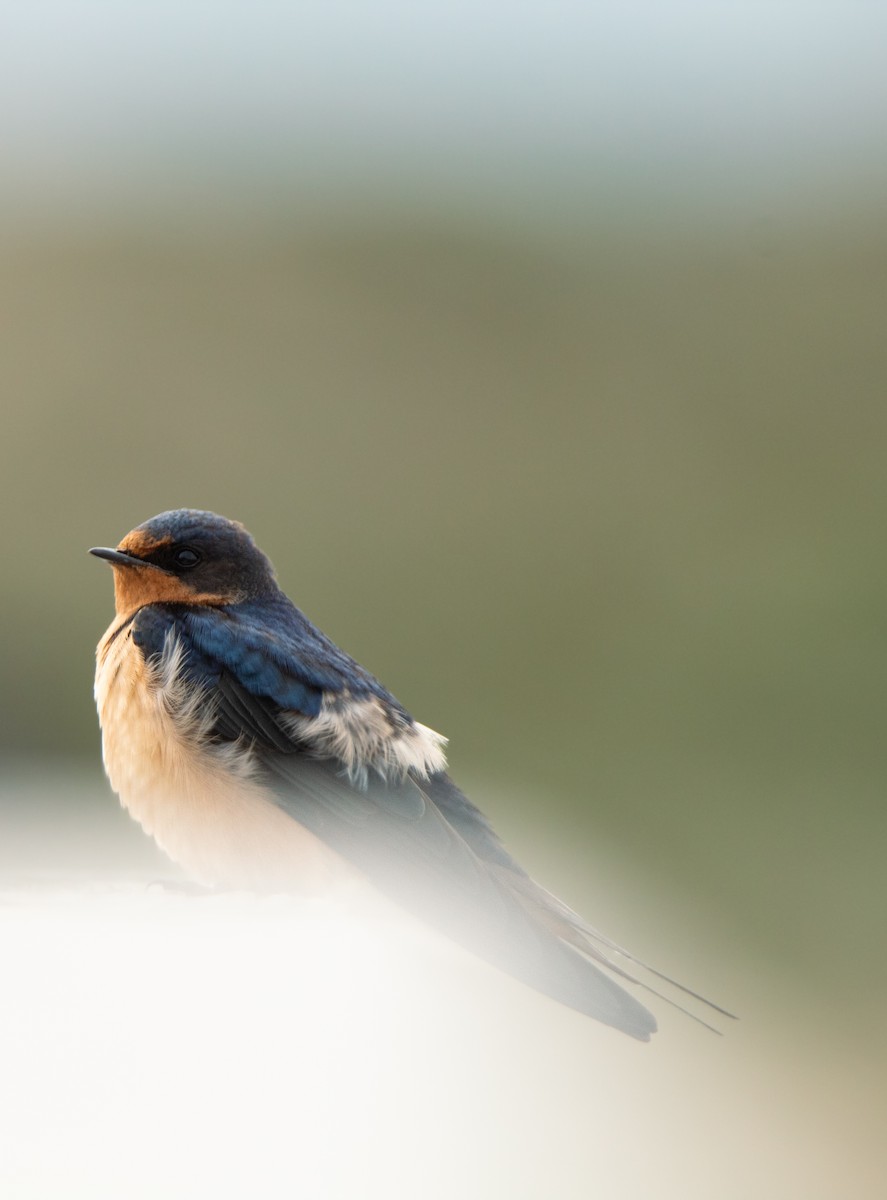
xmin=91 ymin=508 xmax=730 ymax=1041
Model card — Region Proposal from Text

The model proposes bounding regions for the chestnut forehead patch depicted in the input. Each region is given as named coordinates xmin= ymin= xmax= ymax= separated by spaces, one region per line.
xmin=118 ymin=530 xmax=175 ymax=557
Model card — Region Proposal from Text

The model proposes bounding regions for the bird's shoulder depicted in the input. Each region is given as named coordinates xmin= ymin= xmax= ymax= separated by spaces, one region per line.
xmin=130 ymin=595 xmax=402 ymax=719
xmin=129 ymin=596 xmax=450 ymax=782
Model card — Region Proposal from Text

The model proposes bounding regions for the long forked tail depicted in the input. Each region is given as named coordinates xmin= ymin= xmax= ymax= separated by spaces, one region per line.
xmin=503 ymin=871 xmax=737 ymax=1035
xmin=463 ymin=892 xmax=660 ymax=1040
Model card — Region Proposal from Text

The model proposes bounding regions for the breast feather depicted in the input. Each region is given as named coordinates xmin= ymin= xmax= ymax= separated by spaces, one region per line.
xmin=94 ymin=621 xmax=354 ymax=893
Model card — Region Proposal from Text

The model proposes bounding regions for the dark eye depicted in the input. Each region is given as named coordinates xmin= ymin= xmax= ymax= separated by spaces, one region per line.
xmin=174 ymin=547 xmax=201 ymax=569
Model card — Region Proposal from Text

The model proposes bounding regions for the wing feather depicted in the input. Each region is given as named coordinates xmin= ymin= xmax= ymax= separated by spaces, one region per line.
xmin=133 ymin=601 xmax=660 ymax=1038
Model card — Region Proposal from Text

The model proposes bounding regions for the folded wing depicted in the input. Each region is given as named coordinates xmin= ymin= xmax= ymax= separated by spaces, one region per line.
xmin=134 ymin=600 xmax=659 ymax=1039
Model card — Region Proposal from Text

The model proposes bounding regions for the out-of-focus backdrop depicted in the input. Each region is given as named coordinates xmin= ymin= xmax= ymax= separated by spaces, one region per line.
xmin=1 ymin=4 xmax=885 ymax=1197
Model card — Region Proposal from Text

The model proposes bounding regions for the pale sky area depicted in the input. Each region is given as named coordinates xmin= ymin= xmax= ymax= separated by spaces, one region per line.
xmin=2 ymin=1 xmax=886 ymax=218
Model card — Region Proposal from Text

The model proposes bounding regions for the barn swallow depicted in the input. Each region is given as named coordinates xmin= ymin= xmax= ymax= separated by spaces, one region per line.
xmin=91 ymin=509 xmax=730 ymax=1040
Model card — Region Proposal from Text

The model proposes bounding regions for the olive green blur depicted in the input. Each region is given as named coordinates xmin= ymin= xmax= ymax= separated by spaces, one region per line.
xmin=2 ymin=207 xmax=886 ymax=1026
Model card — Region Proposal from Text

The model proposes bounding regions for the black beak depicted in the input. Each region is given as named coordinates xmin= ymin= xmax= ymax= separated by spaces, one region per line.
xmin=89 ymin=547 xmax=164 ymax=570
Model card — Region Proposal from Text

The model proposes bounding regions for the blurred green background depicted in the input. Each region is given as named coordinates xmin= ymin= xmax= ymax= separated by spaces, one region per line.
xmin=1 ymin=6 xmax=886 ymax=1190
xmin=5 ymin=209 xmax=887 ymax=1000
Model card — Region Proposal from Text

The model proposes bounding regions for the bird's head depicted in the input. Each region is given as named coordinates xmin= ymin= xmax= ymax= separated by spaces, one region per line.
xmin=90 ymin=509 xmax=278 ymax=615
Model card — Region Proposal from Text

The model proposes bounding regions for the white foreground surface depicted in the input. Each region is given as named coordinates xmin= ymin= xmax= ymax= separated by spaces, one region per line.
xmin=0 ymin=774 xmax=881 ymax=1199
